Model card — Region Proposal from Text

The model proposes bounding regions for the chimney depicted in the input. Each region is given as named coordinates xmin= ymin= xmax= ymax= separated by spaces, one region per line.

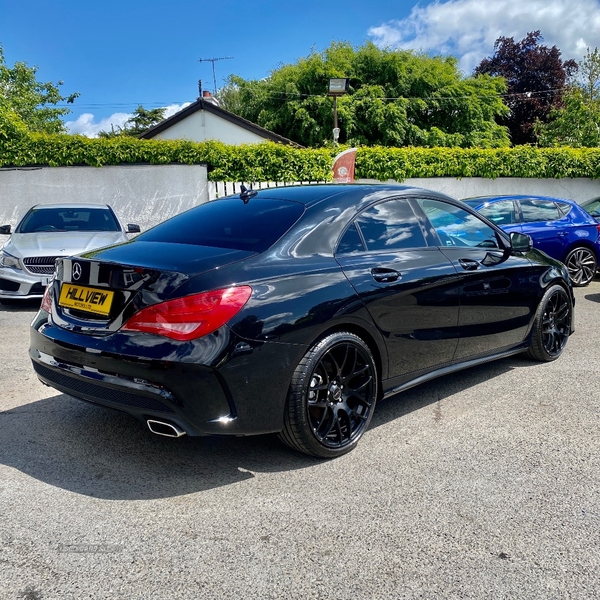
xmin=202 ymin=90 xmax=219 ymax=106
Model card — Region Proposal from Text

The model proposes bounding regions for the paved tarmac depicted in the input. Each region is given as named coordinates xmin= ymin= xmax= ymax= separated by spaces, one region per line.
xmin=1 ymin=281 xmax=599 ymax=599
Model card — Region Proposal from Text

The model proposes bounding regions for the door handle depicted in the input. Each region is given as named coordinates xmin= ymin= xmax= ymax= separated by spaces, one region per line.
xmin=371 ymin=268 xmax=401 ymax=283
xmin=458 ymin=258 xmax=480 ymax=271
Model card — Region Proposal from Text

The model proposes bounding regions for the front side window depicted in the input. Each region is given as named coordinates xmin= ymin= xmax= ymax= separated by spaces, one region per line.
xmin=417 ymin=198 xmax=500 ymax=248
xmin=519 ymin=199 xmax=561 ymax=223
xmin=478 ymin=200 xmax=517 ymax=226
xmin=355 ymin=199 xmax=427 ymax=251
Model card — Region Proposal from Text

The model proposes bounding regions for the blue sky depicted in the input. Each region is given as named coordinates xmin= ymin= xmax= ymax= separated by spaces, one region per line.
xmin=2 ymin=0 xmax=600 ymax=136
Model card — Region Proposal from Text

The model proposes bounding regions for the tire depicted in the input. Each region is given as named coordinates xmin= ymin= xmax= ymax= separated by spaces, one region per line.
xmin=279 ymin=332 xmax=378 ymax=458
xmin=564 ymin=246 xmax=597 ymax=287
xmin=525 ymin=284 xmax=572 ymax=362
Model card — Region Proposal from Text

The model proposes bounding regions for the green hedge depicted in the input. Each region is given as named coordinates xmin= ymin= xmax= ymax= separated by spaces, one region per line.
xmin=3 ymin=133 xmax=600 ymax=180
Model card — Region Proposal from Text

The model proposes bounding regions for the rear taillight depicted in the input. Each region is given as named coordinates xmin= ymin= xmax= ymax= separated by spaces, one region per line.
xmin=121 ymin=286 xmax=252 ymax=341
xmin=40 ymin=284 xmax=52 ymax=313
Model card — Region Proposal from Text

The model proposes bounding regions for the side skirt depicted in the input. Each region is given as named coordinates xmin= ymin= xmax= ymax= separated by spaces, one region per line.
xmin=381 ymin=343 xmax=529 ymax=400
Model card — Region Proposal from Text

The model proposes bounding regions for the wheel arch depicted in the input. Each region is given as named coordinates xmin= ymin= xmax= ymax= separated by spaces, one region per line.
xmin=563 ymin=240 xmax=598 ymax=262
xmin=307 ymin=322 xmax=386 ymax=396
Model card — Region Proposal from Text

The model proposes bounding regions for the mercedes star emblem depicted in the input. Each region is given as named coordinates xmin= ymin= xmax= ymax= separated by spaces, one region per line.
xmin=72 ymin=262 xmax=82 ymax=281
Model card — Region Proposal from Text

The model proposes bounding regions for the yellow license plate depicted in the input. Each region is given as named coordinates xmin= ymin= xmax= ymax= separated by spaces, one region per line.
xmin=59 ymin=284 xmax=114 ymax=316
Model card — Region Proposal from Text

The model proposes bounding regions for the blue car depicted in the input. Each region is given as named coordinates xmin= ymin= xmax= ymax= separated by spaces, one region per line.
xmin=462 ymin=195 xmax=600 ymax=286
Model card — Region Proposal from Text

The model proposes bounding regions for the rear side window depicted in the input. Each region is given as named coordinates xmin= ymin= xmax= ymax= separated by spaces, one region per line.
xmin=138 ymin=198 xmax=305 ymax=252
xmin=355 ymin=199 xmax=427 ymax=251
xmin=336 ymin=223 xmax=365 ymax=254
xmin=556 ymin=202 xmax=573 ymax=217
xmin=520 ymin=199 xmax=561 ymax=223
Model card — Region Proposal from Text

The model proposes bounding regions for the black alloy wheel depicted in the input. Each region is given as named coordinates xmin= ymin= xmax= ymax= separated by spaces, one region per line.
xmin=280 ymin=332 xmax=378 ymax=458
xmin=526 ymin=284 xmax=572 ymax=362
xmin=565 ymin=246 xmax=597 ymax=287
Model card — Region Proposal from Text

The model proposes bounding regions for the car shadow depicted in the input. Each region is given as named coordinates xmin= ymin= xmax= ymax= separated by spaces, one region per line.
xmin=0 ymin=394 xmax=312 ymax=500
xmin=0 ymin=355 xmax=533 ymax=501
xmin=370 ymin=354 xmax=531 ymax=429
xmin=0 ymin=298 xmax=41 ymax=311
xmin=584 ymin=292 xmax=600 ymax=304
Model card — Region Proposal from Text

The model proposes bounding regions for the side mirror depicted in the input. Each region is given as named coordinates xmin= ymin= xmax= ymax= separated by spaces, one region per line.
xmin=510 ymin=231 xmax=533 ymax=253
xmin=126 ymin=224 xmax=141 ymax=234
xmin=0 ymin=224 xmax=11 ymax=235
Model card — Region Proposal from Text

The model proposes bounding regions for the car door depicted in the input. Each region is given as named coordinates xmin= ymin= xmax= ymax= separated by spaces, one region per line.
xmin=518 ymin=198 xmax=569 ymax=260
xmin=335 ymin=197 xmax=460 ymax=384
xmin=414 ymin=197 xmax=539 ymax=362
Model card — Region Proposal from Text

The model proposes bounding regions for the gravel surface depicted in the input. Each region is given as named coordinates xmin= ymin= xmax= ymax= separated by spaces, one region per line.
xmin=1 ymin=281 xmax=599 ymax=599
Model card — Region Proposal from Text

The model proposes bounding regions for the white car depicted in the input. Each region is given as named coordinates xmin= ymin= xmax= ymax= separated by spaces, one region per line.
xmin=0 ymin=204 xmax=139 ymax=301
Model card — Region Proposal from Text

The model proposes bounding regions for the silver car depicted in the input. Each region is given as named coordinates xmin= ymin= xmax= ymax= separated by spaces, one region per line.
xmin=0 ymin=204 xmax=139 ymax=301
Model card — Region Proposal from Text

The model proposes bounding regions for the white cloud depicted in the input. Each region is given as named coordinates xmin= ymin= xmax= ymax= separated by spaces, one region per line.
xmin=368 ymin=0 xmax=600 ymax=73
xmin=66 ymin=112 xmax=130 ymax=137
xmin=65 ymin=102 xmax=192 ymax=137
xmin=163 ymin=102 xmax=191 ymax=118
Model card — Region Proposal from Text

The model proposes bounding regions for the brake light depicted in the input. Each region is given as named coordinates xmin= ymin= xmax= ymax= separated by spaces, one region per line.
xmin=121 ymin=286 xmax=252 ymax=341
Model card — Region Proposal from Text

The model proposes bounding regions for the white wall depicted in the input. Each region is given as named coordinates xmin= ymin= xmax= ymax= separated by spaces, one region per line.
xmin=152 ymin=111 xmax=268 ymax=145
xmin=360 ymin=177 xmax=600 ymax=203
xmin=3 ymin=167 xmax=600 ymax=238
xmin=209 ymin=177 xmax=600 ymax=203
xmin=0 ymin=164 xmax=209 ymax=233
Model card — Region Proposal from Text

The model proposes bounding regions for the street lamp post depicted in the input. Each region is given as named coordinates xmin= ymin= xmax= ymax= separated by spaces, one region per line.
xmin=328 ymin=78 xmax=349 ymax=143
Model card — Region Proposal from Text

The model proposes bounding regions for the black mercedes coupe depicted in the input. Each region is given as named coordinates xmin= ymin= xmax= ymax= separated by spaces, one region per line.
xmin=30 ymin=184 xmax=574 ymax=458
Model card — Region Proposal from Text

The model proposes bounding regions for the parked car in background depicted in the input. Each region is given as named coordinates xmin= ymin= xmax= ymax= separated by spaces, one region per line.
xmin=0 ymin=204 xmax=140 ymax=302
xmin=30 ymin=184 xmax=574 ymax=458
xmin=462 ymin=195 xmax=600 ymax=286
xmin=579 ymin=196 xmax=600 ymax=223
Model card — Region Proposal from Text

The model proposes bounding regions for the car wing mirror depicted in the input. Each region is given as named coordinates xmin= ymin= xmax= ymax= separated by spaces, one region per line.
xmin=0 ymin=224 xmax=11 ymax=235
xmin=510 ymin=231 xmax=533 ymax=253
xmin=126 ymin=224 xmax=141 ymax=234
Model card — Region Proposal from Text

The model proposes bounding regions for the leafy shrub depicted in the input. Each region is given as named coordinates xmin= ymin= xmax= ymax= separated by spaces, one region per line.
xmin=3 ymin=133 xmax=600 ymax=180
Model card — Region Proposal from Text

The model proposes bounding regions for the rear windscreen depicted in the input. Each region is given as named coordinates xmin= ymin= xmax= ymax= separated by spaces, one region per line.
xmin=137 ymin=198 xmax=305 ymax=252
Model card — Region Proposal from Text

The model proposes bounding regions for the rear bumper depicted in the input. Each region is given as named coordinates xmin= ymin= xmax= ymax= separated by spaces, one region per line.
xmin=29 ymin=314 xmax=303 ymax=436
xmin=30 ymin=348 xmax=233 ymax=436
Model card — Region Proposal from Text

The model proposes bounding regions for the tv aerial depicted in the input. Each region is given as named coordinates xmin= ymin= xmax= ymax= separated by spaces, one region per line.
xmin=198 ymin=56 xmax=234 ymax=94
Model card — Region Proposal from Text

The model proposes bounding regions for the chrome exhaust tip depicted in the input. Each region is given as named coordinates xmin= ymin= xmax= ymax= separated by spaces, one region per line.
xmin=147 ymin=419 xmax=186 ymax=438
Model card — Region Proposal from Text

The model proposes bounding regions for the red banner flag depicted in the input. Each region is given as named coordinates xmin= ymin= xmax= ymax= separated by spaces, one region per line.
xmin=332 ymin=148 xmax=357 ymax=183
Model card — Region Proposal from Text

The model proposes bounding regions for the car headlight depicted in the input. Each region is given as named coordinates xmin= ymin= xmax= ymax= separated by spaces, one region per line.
xmin=0 ymin=250 xmax=22 ymax=270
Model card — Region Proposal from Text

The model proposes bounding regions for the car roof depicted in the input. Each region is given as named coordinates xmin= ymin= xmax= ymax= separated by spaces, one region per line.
xmin=29 ymin=203 xmax=112 ymax=210
xmin=236 ymin=183 xmax=423 ymax=209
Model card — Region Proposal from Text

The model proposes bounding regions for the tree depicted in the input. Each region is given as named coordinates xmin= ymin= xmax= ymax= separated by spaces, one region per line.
xmin=98 ymin=105 xmax=166 ymax=138
xmin=474 ymin=31 xmax=577 ymax=145
xmin=536 ymin=47 xmax=600 ymax=147
xmin=217 ymin=41 xmax=510 ymax=148
xmin=0 ymin=43 xmax=79 ymax=134
xmin=536 ymin=88 xmax=600 ymax=147
xmin=579 ymin=46 xmax=600 ymax=102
